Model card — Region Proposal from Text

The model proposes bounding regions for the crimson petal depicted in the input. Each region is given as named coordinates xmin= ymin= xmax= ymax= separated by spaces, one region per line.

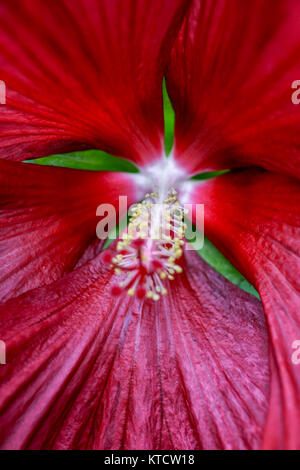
xmin=166 ymin=0 xmax=300 ymax=178
xmin=0 ymin=248 xmax=269 ymax=450
xmin=189 ymin=170 xmax=300 ymax=449
xmin=0 ymin=159 xmax=139 ymax=302
xmin=0 ymin=0 xmax=189 ymax=166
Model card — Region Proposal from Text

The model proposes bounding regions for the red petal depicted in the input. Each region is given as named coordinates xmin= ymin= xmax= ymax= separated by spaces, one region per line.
xmin=0 ymin=0 xmax=188 ymax=166
xmin=0 ymin=159 xmax=139 ymax=301
xmin=0 ymin=248 xmax=269 ymax=450
xmin=167 ymin=0 xmax=300 ymax=178
xmin=189 ymin=170 xmax=300 ymax=449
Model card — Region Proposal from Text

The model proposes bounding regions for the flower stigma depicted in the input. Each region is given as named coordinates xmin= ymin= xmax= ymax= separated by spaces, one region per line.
xmin=107 ymin=187 xmax=187 ymax=301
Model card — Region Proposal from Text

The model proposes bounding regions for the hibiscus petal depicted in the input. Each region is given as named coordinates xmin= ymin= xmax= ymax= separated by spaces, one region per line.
xmin=0 ymin=0 xmax=189 ymax=166
xmin=166 ymin=0 xmax=300 ymax=178
xmin=0 ymin=248 xmax=269 ymax=450
xmin=188 ymin=170 xmax=300 ymax=449
xmin=0 ymin=159 xmax=139 ymax=301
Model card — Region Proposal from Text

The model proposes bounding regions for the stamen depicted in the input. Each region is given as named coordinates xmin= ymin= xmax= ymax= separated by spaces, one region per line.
xmin=108 ymin=189 xmax=186 ymax=300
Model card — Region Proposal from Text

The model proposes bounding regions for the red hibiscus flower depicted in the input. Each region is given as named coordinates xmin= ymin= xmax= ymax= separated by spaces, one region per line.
xmin=0 ymin=0 xmax=299 ymax=450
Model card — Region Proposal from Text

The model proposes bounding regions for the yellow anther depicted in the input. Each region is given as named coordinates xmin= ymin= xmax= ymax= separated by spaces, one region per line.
xmin=174 ymin=265 xmax=183 ymax=274
xmin=111 ymin=186 xmax=186 ymax=302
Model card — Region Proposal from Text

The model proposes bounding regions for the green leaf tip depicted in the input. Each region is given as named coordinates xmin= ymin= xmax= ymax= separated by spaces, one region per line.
xmin=163 ymin=78 xmax=175 ymax=156
xmin=24 ymin=149 xmax=139 ymax=173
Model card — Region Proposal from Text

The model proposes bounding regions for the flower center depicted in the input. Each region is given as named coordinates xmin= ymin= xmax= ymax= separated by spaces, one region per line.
xmin=108 ymin=187 xmax=186 ymax=301
xmin=103 ymin=157 xmax=190 ymax=300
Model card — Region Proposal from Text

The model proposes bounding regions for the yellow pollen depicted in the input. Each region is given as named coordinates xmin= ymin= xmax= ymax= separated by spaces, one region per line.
xmin=109 ymin=188 xmax=186 ymax=301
